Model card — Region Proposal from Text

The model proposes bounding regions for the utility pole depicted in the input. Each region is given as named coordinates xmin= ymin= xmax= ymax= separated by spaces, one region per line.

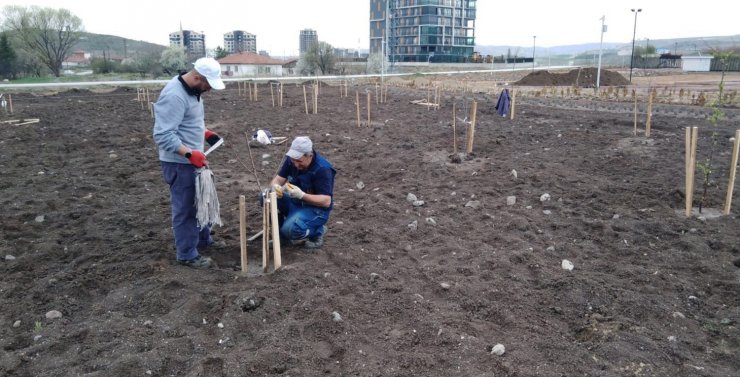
xmin=629 ymin=8 xmax=642 ymax=83
xmin=596 ymin=16 xmax=606 ymax=90
xmin=532 ymin=35 xmax=536 ymax=71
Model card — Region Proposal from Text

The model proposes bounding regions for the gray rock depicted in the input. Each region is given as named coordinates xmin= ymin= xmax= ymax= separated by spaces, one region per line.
xmin=13 ymin=320 xmax=21 ymax=328
xmin=406 ymin=193 xmax=418 ymax=202
xmin=506 ymin=196 xmax=516 ymax=206
xmin=412 ymin=200 xmax=425 ymax=207
xmin=332 ymin=311 xmax=343 ymax=322
xmin=465 ymin=200 xmax=481 ymax=209
xmin=5 ymin=255 xmax=15 ymax=261
xmin=356 ymin=181 xmax=365 ymax=190
xmin=408 ymin=220 xmax=418 ymax=231
xmin=425 ymin=217 xmax=437 ymax=226
xmin=45 ymin=310 xmax=62 ymax=319
xmin=35 ymin=215 xmax=45 ymax=223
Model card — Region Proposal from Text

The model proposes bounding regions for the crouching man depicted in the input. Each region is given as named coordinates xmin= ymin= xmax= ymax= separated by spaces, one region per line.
xmin=267 ymin=136 xmax=336 ymax=249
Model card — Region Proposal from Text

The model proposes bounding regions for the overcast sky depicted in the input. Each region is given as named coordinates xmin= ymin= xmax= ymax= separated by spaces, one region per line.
xmin=3 ymin=0 xmax=738 ymax=55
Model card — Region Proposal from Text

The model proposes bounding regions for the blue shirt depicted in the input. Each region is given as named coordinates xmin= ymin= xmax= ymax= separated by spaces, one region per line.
xmin=277 ymin=151 xmax=336 ymax=212
xmin=153 ymin=75 xmax=205 ymax=164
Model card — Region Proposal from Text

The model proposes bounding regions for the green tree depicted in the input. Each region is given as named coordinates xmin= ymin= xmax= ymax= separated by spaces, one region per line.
xmin=0 ymin=32 xmax=17 ymax=79
xmin=159 ymin=46 xmax=188 ymax=76
xmin=214 ymin=46 xmax=228 ymax=59
xmin=1 ymin=5 xmax=83 ymax=77
xmin=302 ymin=41 xmax=335 ymax=75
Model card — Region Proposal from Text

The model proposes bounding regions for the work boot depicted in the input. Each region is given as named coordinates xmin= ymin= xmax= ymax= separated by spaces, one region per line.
xmin=304 ymin=225 xmax=327 ymax=249
xmin=176 ymin=255 xmax=212 ymax=269
xmin=203 ymin=239 xmax=227 ymax=249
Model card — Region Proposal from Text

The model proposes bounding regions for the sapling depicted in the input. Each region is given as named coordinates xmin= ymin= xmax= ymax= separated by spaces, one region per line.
xmin=34 ymin=320 xmax=42 ymax=333
xmin=696 ymin=51 xmax=734 ymax=212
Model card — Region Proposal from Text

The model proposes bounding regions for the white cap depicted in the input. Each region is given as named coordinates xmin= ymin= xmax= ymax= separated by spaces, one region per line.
xmin=286 ymin=136 xmax=313 ymax=159
xmin=193 ymin=57 xmax=225 ymax=90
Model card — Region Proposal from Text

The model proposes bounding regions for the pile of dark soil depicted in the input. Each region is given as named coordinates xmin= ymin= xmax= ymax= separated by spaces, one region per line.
xmin=515 ymin=67 xmax=630 ymax=87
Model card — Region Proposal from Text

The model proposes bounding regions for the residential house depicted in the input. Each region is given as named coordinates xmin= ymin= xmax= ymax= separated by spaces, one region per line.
xmin=63 ymin=51 xmax=91 ymax=68
xmin=218 ymin=52 xmax=287 ymax=77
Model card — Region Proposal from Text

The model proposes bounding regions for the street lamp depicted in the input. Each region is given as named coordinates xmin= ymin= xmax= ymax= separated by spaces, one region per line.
xmin=629 ymin=8 xmax=642 ymax=83
xmin=532 ymin=35 xmax=536 ymax=71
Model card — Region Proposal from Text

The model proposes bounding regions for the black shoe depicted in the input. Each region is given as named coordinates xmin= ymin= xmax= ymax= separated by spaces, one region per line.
xmin=176 ymin=255 xmax=212 ymax=269
xmin=305 ymin=225 xmax=327 ymax=249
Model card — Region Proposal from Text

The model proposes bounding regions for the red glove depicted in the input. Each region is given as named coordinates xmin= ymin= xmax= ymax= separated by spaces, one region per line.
xmin=186 ymin=150 xmax=207 ymax=168
xmin=205 ymin=129 xmax=221 ymax=146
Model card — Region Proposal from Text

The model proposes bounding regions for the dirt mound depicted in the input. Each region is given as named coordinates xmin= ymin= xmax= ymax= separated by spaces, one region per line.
xmin=515 ymin=67 xmax=629 ymax=87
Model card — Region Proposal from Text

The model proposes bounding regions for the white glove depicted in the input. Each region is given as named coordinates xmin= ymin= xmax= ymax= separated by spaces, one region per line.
xmin=285 ymin=183 xmax=305 ymax=200
xmin=271 ymin=184 xmax=284 ymax=199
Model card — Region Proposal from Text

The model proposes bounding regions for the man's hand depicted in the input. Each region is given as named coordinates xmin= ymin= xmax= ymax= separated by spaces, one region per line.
xmin=187 ymin=150 xmax=208 ymax=168
xmin=285 ymin=183 xmax=305 ymax=200
xmin=272 ymin=184 xmax=284 ymax=199
xmin=205 ymin=129 xmax=221 ymax=146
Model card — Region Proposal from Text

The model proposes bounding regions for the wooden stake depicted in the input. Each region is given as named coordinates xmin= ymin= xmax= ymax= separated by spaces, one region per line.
xmin=238 ymin=82 xmax=242 ymax=97
xmin=426 ymin=87 xmax=431 ymax=111
xmin=510 ymin=89 xmax=517 ymax=120
xmin=248 ymin=82 xmax=253 ymax=101
xmin=356 ymin=91 xmax=361 ymax=127
xmin=254 ymin=82 xmax=258 ymax=101
xmin=375 ymin=84 xmax=379 ymax=104
xmin=466 ymin=101 xmax=478 ymax=153
xmin=435 ymin=86 xmax=440 ymax=110
xmin=269 ymin=191 xmax=282 ymax=270
xmin=270 ymin=84 xmax=275 ymax=107
xmin=685 ymin=127 xmax=691 ymax=216
xmin=149 ymin=102 xmax=154 ymax=118
xmin=280 ymin=83 xmax=283 ymax=107
xmin=452 ymin=103 xmax=457 ymax=154
xmin=685 ymin=127 xmax=699 ymax=217
xmin=633 ymin=90 xmax=638 ymax=136
xmin=239 ymin=195 xmax=248 ymax=272
xmin=646 ymin=89 xmax=654 ymax=137
xmin=366 ymin=91 xmax=371 ymax=127
xmin=303 ymin=85 xmax=309 ymax=114
xmin=262 ymin=197 xmax=270 ymax=272
xmin=314 ymin=84 xmax=318 ymax=114
xmin=8 ymin=94 xmax=12 ymax=114
xmin=137 ymin=88 xmax=141 ymax=101
xmin=724 ymin=129 xmax=740 ymax=215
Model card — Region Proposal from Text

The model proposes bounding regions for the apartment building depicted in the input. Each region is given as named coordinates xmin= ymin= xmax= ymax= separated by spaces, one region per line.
xmin=299 ymin=29 xmax=318 ymax=54
xmin=224 ymin=31 xmax=257 ymax=54
xmin=369 ymin=0 xmax=476 ymax=63
xmin=169 ymin=30 xmax=206 ymax=61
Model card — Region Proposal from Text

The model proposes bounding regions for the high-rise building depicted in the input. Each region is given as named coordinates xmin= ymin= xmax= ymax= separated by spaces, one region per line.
xmin=169 ymin=29 xmax=206 ymax=61
xmin=299 ymin=29 xmax=318 ymax=54
xmin=224 ymin=31 xmax=257 ymax=54
xmin=369 ymin=0 xmax=476 ymax=63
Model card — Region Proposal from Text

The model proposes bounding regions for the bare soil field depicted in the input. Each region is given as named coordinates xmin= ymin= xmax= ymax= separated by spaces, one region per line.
xmin=1 ymin=69 xmax=739 ymax=376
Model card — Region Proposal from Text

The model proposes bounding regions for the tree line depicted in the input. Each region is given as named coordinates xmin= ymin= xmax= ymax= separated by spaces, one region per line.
xmin=1 ymin=5 xmax=384 ymax=81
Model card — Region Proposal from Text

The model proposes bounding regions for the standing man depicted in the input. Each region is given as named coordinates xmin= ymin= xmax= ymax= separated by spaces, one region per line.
xmin=269 ymin=136 xmax=336 ymax=249
xmin=153 ymin=57 xmax=225 ymax=268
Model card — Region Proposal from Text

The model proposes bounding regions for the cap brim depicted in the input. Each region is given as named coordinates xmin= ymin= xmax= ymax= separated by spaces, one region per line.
xmin=207 ymin=77 xmax=225 ymax=90
xmin=286 ymin=149 xmax=303 ymax=159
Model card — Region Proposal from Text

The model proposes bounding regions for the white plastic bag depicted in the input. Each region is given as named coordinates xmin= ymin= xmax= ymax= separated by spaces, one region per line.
xmin=252 ymin=129 xmax=272 ymax=145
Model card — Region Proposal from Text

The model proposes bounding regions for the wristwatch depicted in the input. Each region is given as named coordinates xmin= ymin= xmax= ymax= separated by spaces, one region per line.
xmin=184 ymin=151 xmax=192 ymax=158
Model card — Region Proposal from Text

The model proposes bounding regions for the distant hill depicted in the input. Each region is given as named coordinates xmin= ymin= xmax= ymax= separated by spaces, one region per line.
xmin=73 ymin=32 xmax=166 ymax=59
xmin=477 ymin=34 xmax=740 ymax=57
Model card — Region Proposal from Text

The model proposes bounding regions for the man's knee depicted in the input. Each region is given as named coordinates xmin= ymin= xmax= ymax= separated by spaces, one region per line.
xmin=280 ymin=217 xmax=310 ymax=240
